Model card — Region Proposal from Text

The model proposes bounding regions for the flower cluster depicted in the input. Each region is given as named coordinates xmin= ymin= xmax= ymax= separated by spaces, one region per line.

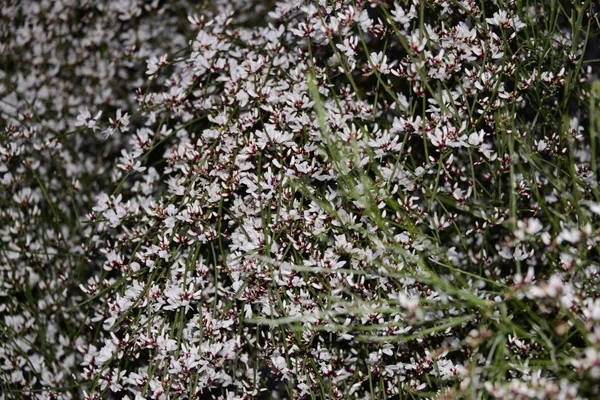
xmin=0 ymin=0 xmax=229 ymax=397
xmin=1 ymin=0 xmax=600 ymax=399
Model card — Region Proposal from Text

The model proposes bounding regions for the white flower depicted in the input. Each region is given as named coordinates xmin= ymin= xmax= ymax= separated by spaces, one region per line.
xmin=369 ymin=51 xmax=394 ymax=74
xmin=468 ymin=130 xmax=484 ymax=147
xmin=409 ymin=33 xmax=426 ymax=53
xmin=271 ymin=355 xmax=291 ymax=380
xmin=486 ymin=10 xmax=526 ymax=31
xmin=146 ymin=53 xmax=168 ymax=75
xmin=557 ymin=223 xmax=581 ymax=244
xmin=103 ymin=109 xmax=130 ymax=138
xmin=335 ymin=36 xmax=358 ymax=59
xmin=586 ymin=201 xmax=600 ymax=215
xmin=513 ymin=244 xmax=532 ymax=261
xmin=391 ymin=3 xmax=417 ymax=29
xmin=164 ymin=282 xmax=201 ymax=313
xmin=75 ymin=108 xmax=102 ymax=131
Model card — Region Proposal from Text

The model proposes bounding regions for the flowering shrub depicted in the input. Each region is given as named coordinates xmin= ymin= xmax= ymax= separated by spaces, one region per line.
xmin=1 ymin=0 xmax=600 ymax=399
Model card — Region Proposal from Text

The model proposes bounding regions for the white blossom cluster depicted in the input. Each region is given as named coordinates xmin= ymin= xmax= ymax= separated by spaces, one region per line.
xmin=1 ymin=0 xmax=600 ymax=399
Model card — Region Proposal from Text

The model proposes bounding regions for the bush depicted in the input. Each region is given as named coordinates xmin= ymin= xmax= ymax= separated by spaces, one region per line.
xmin=1 ymin=0 xmax=600 ymax=399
